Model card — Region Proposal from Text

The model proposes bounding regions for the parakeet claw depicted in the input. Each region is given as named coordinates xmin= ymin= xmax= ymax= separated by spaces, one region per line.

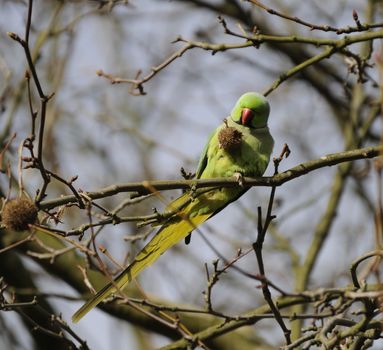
xmin=234 ymin=172 xmax=245 ymax=187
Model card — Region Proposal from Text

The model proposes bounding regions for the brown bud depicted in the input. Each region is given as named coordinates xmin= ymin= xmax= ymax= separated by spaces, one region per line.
xmin=2 ymin=198 xmax=38 ymax=231
xmin=352 ymin=9 xmax=358 ymax=21
xmin=7 ymin=32 xmax=19 ymax=40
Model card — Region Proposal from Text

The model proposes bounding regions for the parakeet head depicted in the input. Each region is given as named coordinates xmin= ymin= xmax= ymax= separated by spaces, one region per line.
xmin=230 ymin=92 xmax=270 ymax=129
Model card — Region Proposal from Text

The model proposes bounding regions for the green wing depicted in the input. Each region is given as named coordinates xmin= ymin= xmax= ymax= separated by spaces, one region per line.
xmin=195 ymin=129 xmax=216 ymax=179
xmin=185 ymin=128 xmax=217 ymax=244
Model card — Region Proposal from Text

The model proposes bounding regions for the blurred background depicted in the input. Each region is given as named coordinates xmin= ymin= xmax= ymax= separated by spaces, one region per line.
xmin=0 ymin=0 xmax=382 ymax=349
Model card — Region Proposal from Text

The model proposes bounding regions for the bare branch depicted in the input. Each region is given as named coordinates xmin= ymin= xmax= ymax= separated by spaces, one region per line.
xmin=39 ymin=144 xmax=383 ymax=210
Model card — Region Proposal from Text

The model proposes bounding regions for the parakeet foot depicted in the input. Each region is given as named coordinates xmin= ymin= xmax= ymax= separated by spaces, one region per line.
xmin=234 ymin=172 xmax=245 ymax=187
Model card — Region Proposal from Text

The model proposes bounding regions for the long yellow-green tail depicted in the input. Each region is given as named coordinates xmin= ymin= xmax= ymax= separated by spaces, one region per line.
xmin=72 ymin=211 xmax=211 ymax=323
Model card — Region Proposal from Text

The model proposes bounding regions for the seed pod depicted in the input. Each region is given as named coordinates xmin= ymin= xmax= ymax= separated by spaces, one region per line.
xmin=218 ymin=126 xmax=243 ymax=152
xmin=2 ymin=198 xmax=38 ymax=231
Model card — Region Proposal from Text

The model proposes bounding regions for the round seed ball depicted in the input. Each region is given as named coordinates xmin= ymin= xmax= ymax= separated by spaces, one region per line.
xmin=2 ymin=198 xmax=38 ymax=231
xmin=218 ymin=127 xmax=243 ymax=152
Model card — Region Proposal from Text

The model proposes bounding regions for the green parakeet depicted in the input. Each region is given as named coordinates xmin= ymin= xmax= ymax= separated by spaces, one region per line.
xmin=72 ymin=92 xmax=274 ymax=323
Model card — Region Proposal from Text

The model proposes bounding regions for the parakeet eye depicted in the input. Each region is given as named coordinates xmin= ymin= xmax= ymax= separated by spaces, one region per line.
xmin=240 ymin=108 xmax=255 ymax=126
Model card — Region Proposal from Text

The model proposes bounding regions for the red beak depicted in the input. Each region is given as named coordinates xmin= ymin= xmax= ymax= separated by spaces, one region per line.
xmin=241 ymin=108 xmax=254 ymax=126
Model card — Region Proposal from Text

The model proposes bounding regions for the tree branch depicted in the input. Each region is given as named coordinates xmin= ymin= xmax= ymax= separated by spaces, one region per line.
xmin=39 ymin=144 xmax=383 ymax=210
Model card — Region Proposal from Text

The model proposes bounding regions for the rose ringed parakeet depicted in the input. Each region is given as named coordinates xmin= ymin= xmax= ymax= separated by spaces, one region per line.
xmin=72 ymin=92 xmax=274 ymax=323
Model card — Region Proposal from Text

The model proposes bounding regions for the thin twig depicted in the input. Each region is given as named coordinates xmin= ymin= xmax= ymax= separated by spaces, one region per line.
xmin=350 ymin=250 xmax=383 ymax=289
xmin=252 ymin=144 xmax=291 ymax=344
xmin=0 ymin=233 xmax=35 ymax=255
xmin=6 ymin=0 xmax=84 ymax=207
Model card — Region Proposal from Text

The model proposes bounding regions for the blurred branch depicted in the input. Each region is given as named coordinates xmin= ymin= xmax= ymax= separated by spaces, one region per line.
xmin=0 ymin=229 xmax=273 ymax=350
xmin=350 ymin=250 xmax=383 ymax=289
xmin=158 ymin=281 xmax=377 ymax=350
xmin=97 ymin=25 xmax=383 ymax=95
xmin=40 ymin=144 xmax=383 ymax=211
xmin=5 ymin=205 xmax=381 ymax=349
xmin=247 ymin=0 xmax=383 ymax=34
xmin=0 ymin=245 xmax=74 ymax=349
xmin=291 ymin=3 xmax=381 ymax=338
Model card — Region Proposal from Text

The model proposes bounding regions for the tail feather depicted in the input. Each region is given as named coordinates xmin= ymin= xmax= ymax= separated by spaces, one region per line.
xmin=72 ymin=212 xmax=211 ymax=323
